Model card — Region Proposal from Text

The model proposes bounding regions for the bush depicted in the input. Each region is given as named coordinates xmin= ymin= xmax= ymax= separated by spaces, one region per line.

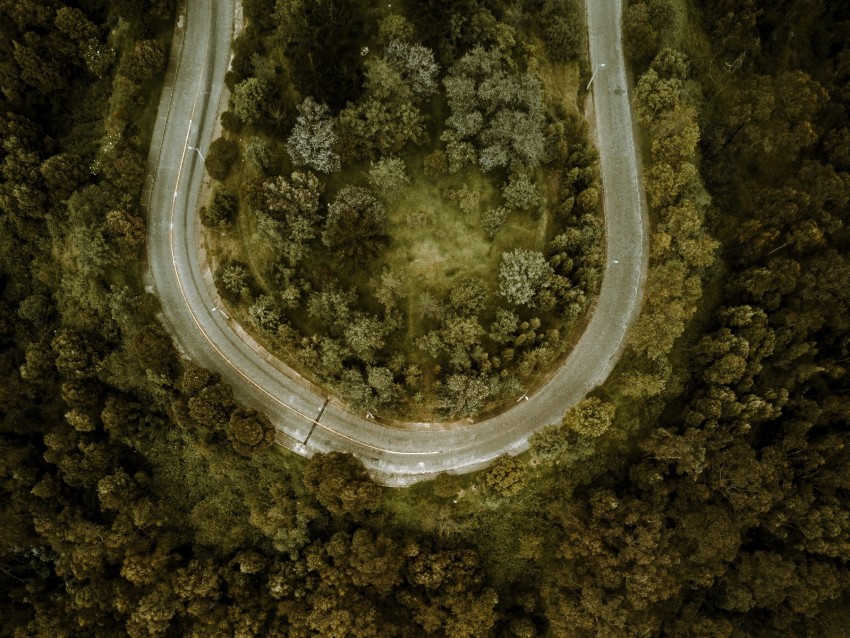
xmin=368 ymin=156 xmax=409 ymax=202
xmin=502 ymin=172 xmax=542 ymax=211
xmin=544 ymin=16 xmax=580 ymax=62
xmin=623 ymin=3 xmax=659 ymax=64
xmin=481 ymin=206 xmax=508 ymax=238
xmin=220 ymin=110 xmax=243 ymax=133
xmin=205 ymin=138 xmax=239 ymax=181
xmin=423 ymin=149 xmax=448 ymax=178
xmin=200 ymin=187 xmax=237 ymax=228
xmin=378 ymin=14 xmax=414 ymax=44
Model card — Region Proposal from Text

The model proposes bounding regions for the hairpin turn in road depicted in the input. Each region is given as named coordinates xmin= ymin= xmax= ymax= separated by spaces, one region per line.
xmin=144 ymin=0 xmax=648 ymax=486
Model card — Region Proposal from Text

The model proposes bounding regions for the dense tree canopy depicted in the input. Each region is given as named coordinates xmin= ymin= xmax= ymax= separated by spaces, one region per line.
xmin=443 ymin=47 xmax=546 ymax=171
xmin=5 ymin=1 xmax=848 ymax=635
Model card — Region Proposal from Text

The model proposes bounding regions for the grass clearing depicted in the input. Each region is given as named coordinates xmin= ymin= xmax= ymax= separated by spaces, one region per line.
xmin=538 ymin=59 xmax=582 ymax=118
xmin=379 ymin=166 xmax=546 ymax=301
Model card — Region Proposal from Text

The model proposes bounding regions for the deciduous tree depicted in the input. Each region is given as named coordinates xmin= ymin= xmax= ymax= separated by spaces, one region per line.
xmin=368 ymin=155 xmax=409 ymax=202
xmin=263 ymin=171 xmax=323 ymax=225
xmin=481 ymin=206 xmax=508 ymax=238
xmin=287 ymin=97 xmax=341 ymax=173
xmin=200 ymin=186 xmax=237 ymax=228
xmin=502 ymin=172 xmax=542 ymax=211
xmin=232 ymin=77 xmax=274 ymax=125
xmin=438 ymin=373 xmax=497 ymax=417
xmin=188 ymin=382 xmax=235 ymax=430
xmin=227 ymin=408 xmax=276 ymax=454
xmin=205 ymin=138 xmax=239 ymax=181
xmin=481 ymin=454 xmax=526 ymax=497
xmin=103 ymin=210 xmax=146 ymax=264
xmin=248 ymin=294 xmax=285 ymax=333
xmin=378 ymin=14 xmax=415 ymax=44
xmin=337 ymin=59 xmax=427 ymax=160
xmin=126 ymin=39 xmax=165 ymax=80
xmin=443 ymin=47 xmax=546 ymax=171
xmin=498 ymin=249 xmax=553 ymax=307
xmin=384 ymin=39 xmax=440 ymax=97
xmin=563 ymin=397 xmax=615 ymax=438
xmin=303 ymin=452 xmax=382 ymax=517
xmin=218 ymin=262 xmax=252 ymax=298
xmin=322 ymin=186 xmax=387 ymax=266
xmin=623 ymin=3 xmax=659 ymax=63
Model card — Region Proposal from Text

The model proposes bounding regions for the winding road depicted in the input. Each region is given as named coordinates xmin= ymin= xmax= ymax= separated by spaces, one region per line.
xmin=144 ymin=0 xmax=647 ymax=486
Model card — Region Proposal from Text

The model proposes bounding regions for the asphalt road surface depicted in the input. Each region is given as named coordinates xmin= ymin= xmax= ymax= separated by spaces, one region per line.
xmin=144 ymin=0 xmax=648 ymax=486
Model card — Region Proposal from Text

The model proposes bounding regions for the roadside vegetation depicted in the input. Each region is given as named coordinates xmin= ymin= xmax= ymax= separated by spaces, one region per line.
xmin=2 ymin=0 xmax=850 ymax=636
xmin=385 ymin=1 xmax=850 ymax=634
xmin=202 ymin=0 xmax=603 ymax=420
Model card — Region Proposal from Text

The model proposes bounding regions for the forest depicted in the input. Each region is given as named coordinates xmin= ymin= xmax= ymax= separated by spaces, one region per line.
xmin=1 ymin=0 xmax=849 ymax=636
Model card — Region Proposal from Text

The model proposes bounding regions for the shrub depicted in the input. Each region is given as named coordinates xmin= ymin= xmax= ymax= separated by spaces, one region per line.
xmin=368 ymin=156 xmax=409 ymax=202
xmin=378 ymin=14 xmax=414 ymax=44
xmin=205 ymin=138 xmax=239 ymax=181
xmin=481 ymin=206 xmax=508 ymax=238
xmin=502 ymin=172 xmax=542 ymax=211
xmin=232 ymin=77 xmax=274 ymax=125
xmin=200 ymin=186 xmax=237 ymax=228
xmin=423 ymin=149 xmax=448 ymax=178
xmin=544 ymin=16 xmax=580 ymax=62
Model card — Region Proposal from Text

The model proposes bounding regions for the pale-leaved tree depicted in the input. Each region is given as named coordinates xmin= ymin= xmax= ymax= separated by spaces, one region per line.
xmin=498 ymin=249 xmax=553 ymax=306
xmin=384 ymin=39 xmax=440 ymax=97
xmin=287 ymin=97 xmax=341 ymax=173
xmin=443 ymin=47 xmax=546 ymax=171
xmin=368 ymin=156 xmax=409 ymax=202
